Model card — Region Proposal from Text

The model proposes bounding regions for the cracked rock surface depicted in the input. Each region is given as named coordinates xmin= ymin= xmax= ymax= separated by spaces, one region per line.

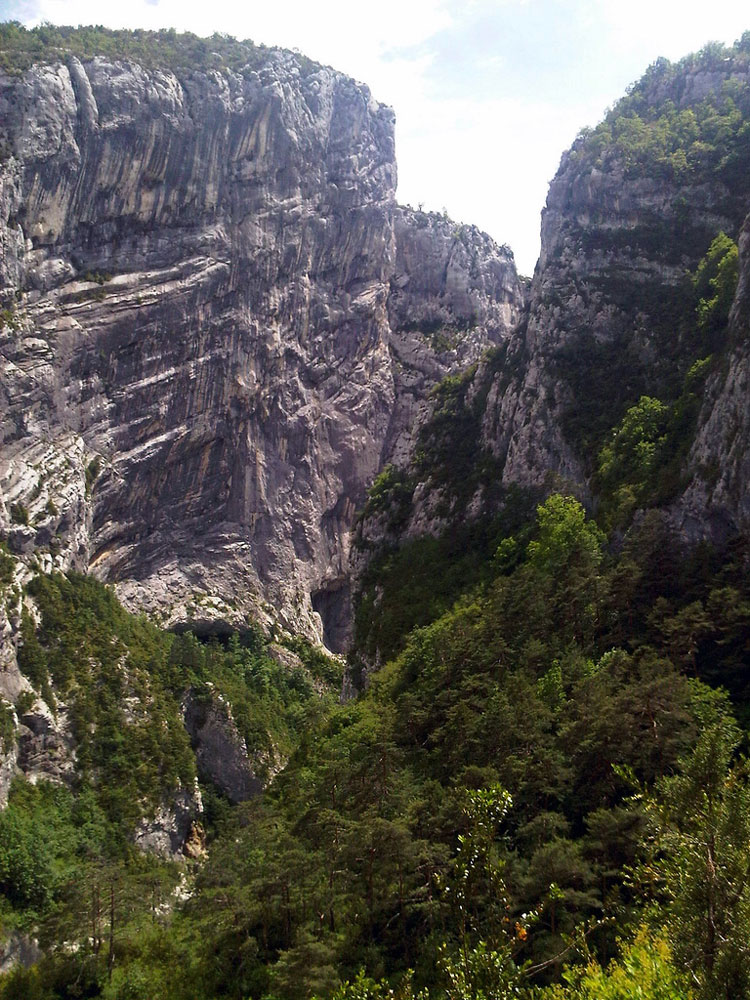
xmin=0 ymin=53 xmax=524 ymax=651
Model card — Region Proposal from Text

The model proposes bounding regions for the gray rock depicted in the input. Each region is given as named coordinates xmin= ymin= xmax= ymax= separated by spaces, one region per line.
xmin=470 ymin=55 xmax=750 ymax=514
xmin=0 ymin=931 xmax=41 ymax=974
xmin=0 ymin=53 xmax=524 ymax=653
xmin=673 ymin=210 xmax=750 ymax=540
xmin=16 ymin=698 xmax=76 ymax=785
xmin=266 ymin=642 xmax=305 ymax=672
xmin=134 ymin=783 xmax=204 ymax=859
xmin=0 ymin=734 xmax=18 ymax=809
xmin=182 ymin=686 xmax=264 ymax=802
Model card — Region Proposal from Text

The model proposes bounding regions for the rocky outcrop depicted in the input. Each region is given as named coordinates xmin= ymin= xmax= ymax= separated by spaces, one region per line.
xmin=15 ymin=698 xmax=75 ymax=785
xmin=470 ymin=51 xmax=750 ymax=505
xmin=0 ymin=723 xmax=17 ymax=808
xmin=134 ymin=783 xmax=204 ymax=859
xmin=384 ymin=207 xmax=523 ymax=469
xmin=352 ymin=47 xmax=750 ymax=576
xmin=0 ymin=49 xmax=524 ymax=653
xmin=182 ymin=687 xmax=265 ymax=802
xmin=0 ymin=931 xmax=41 ymax=974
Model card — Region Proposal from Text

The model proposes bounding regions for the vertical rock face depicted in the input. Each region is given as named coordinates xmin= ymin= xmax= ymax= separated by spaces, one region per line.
xmin=676 ymin=210 xmax=750 ymax=541
xmin=474 ymin=51 xmax=750 ymax=506
xmin=0 ymin=52 xmax=398 ymax=647
xmin=0 ymin=50 xmax=524 ymax=649
xmin=134 ymin=783 xmax=204 ymax=859
xmin=182 ymin=687 xmax=267 ymax=802
xmin=15 ymin=699 xmax=76 ymax=785
xmin=385 ymin=207 xmax=524 ymax=468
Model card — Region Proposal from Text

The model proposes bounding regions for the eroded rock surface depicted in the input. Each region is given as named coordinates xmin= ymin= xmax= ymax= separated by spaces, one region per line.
xmin=0 ymin=53 xmax=524 ymax=651
xmin=16 ymin=697 xmax=76 ymax=785
xmin=675 ymin=210 xmax=750 ymax=541
xmin=182 ymin=687 xmax=264 ymax=803
xmin=134 ymin=783 xmax=204 ymax=859
xmin=472 ymin=54 xmax=750 ymax=514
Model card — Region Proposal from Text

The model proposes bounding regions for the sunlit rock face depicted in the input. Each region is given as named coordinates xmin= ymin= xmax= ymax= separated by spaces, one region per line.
xmin=0 ymin=53 xmax=524 ymax=650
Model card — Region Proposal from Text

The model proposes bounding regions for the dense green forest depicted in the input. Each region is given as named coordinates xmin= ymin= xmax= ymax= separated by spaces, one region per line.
xmin=2 ymin=25 xmax=750 ymax=1000
xmin=4 ymin=492 xmax=750 ymax=999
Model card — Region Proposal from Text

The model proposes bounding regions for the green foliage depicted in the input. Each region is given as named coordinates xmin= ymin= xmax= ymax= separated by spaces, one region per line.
xmin=642 ymin=714 xmax=750 ymax=999
xmin=9 ymin=502 xmax=28 ymax=525
xmin=0 ymin=781 xmax=76 ymax=916
xmin=415 ymin=367 xmax=482 ymax=496
xmin=571 ymin=42 xmax=750 ymax=190
xmin=327 ymin=969 xmax=427 ymax=1000
xmin=0 ymin=700 xmax=14 ymax=753
xmin=411 ymin=362 xmax=510 ymax=508
xmin=172 ymin=628 xmax=334 ymax=769
xmin=527 ymin=495 xmax=604 ymax=576
xmin=13 ymin=573 xmax=334 ymax=835
xmin=545 ymin=927 xmax=692 ymax=999
xmin=597 ymin=396 xmax=671 ymax=523
xmin=83 ymin=271 xmax=113 ymax=285
xmin=354 ymin=488 xmax=537 ymax=665
xmin=19 ymin=573 xmax=195 ymax=827
xmin=169 ymin=495 xmax=746 ymax=999
xmin=553 ymin=46 xmax=746 ymax=471
xmin=0 ymin=23 xmax=321 ymax=77
xmin=86 ymin=456 xmax=102 ymax=494
xmin=0 ymin=779 xmax=187 ymax=997
xmin=0 ymin=543 xmax=14 ymax=588
xmin=0 ymin=574 xmax=342 ymax=997
xmin=16 ymin=606 xmax=50 ymax=697
xmin=0 ymin=306 xmax=20 ymax=331
xmin=283 ymin=634 xmax=345 ymax=688
xmin=361 ymin=465 xmax=414 ymax=530
xmin=598 ymin=396 xmax=669 ymax=489
xmin=693 ymin=232 xmax=739 ymax=343
xmin=3 ymin=491 xmax=750 ymax=999
xmin=595 ymin=320 xmax=719 ymax=526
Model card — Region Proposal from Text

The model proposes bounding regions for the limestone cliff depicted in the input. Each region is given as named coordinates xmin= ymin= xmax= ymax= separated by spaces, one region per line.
xmin=481 ymin=47 xmax=750 ymax=501
xmin=0 ymin=44 xmax=524 ymax=654
xmin=352 ymin=40 xmax=750 ymax=609
xmin=676 ymin=210 xmax=750 ymax=541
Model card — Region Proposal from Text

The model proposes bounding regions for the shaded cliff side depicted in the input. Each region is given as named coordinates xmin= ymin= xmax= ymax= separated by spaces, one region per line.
xmin=676 ymin=210 xmax=750 ymax=539
xmin=351 ymin=37 xmax=750 ymax=668
xmin=487 ymin=40 xmax=750 ymax=502
xmin=363 ymin=37 xmax=750 ymax=547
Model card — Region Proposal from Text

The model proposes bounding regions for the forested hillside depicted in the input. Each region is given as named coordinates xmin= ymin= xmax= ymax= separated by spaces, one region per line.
xmin=1 ymin=25 xmax=750 ymax=1000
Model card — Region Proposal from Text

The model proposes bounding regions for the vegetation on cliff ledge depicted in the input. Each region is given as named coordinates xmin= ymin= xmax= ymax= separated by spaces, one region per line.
xmin=0 ymin=22 xmax=322 ymax=76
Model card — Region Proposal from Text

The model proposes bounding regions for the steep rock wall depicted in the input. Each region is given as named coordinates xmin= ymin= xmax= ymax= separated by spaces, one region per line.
xmin=0 ymin=52 xmax=524 ymax=650
xmin=352 ymin=45 xmax=750 ymax=581
xmin=475 ymin=50 xmax=750 ymax=504
xmin=676 ymin=210 xmax=750 ymax=540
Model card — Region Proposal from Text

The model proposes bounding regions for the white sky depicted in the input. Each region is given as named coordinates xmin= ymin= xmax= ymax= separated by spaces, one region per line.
xmin=2 ymin=0 xmax=749 ymax=274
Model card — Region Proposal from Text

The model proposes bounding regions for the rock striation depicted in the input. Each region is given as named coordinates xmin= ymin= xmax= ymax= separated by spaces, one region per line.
xmin=0 ymin=50 xmax=524 ymax=652
xmin=351 ymin=44 xmax=750 ymax=581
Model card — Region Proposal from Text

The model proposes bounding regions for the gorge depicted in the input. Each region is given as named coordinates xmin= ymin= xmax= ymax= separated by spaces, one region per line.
xmin=1 ymin=23 xmax=750 ymax=1000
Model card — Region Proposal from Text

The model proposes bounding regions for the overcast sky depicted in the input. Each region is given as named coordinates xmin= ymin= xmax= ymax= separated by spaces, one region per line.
xmin=2 ymin=1 xmax=749 ymax=273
